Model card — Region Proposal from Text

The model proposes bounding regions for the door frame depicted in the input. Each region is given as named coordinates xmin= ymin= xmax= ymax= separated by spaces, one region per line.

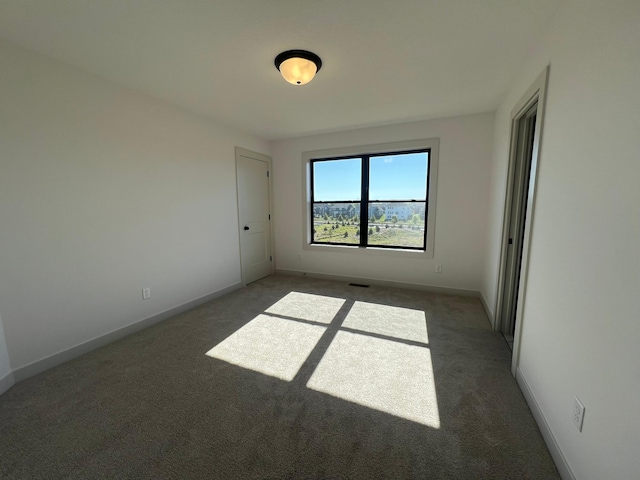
xmin=493 ymin=66 xmax=549 ymax=376
xmin=500 ymin=103 xmax=538 ymax=340
xmin=235 ymin=147 xmax=275 ymax=286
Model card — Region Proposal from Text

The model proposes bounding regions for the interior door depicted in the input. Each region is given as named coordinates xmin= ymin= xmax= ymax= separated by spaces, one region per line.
xmin=236 ymin=150 xmax=272 ymax=284
xmin=500 ymin=104 xmax=537 ymax=346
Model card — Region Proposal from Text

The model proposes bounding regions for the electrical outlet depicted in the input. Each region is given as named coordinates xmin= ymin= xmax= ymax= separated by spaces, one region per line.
xmin=142 ymin=287 xmax=151 ymax=300
xmin=435 ymin=265 xmax=443 ymax=273
xmin=573 ymin=396 xmax=585 ymax=432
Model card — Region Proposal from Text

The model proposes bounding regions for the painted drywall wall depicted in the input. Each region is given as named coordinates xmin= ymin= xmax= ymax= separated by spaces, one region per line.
xmin=0 ymin=39 xmax=269 ymax=372
xmin=482 ymin=1 xmax=640 ymax=478
xmin=271 ymin=113 xmax=494 ymax=292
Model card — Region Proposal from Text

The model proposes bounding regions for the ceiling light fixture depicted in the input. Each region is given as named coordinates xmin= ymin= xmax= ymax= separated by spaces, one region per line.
xmin=274 ymin=50 xmax=322 ymax=86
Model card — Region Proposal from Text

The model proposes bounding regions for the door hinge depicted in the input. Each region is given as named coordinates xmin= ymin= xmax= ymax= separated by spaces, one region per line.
xmin=270 ymin=256 xmax=272 ymax=261
xmin=267 ymin=171 xmax=270 ymax=177
xmin=268 ymin=214 xmax=271 ymax=220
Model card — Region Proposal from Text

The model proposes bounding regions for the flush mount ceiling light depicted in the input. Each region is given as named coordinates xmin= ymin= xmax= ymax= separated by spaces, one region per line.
xmin=274 ymin=50 xmax=322 ymax=85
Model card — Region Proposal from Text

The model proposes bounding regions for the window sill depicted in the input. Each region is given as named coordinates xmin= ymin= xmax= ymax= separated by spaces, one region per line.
xmin=303 ymin=242 xmax=433 ymax=259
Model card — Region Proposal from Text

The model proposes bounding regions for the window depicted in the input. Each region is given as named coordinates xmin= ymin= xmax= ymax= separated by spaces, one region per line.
xmin=303 ymin=139 xmax=438 ymax=257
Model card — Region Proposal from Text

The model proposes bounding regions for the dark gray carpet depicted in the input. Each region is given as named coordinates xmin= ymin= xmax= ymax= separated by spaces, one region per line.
xmin=0 ymin=274 xmax=559 ymax=479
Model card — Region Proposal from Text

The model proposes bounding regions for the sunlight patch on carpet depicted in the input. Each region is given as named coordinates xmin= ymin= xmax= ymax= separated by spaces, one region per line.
xmin=306 ymin=331 xmax=440 ymax=428
xmin=206 ymin=314 xmax=325 ymax=381
xmin=265 ymin=291 xmax=345 ymax=324
xmin=342 ymin=301 xmax=428 ymax=343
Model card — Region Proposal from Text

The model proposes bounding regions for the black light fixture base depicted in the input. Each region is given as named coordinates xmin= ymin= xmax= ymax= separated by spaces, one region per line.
xmin=274 ymin=50 xmax=322 ymax=72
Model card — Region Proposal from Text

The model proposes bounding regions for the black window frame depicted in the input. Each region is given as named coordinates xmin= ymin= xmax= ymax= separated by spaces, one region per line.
xmin=310 ymin=148 xmax=431 ymax=251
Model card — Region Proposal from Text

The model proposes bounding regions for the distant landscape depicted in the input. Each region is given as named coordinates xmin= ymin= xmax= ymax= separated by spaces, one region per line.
xmin=313 ymin=216 xmax=425 ymax=248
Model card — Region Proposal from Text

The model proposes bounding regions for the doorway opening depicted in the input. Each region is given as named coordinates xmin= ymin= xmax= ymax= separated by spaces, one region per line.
xmin=494 ymin=67 xmax=549 ymax=375
xmin=501 ymin=104 xmax=537 ymax=349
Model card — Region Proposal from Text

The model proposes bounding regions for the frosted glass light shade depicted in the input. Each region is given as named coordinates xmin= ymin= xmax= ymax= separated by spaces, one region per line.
xmin=279 ymin=57 xmax=317 ymax=85
xmin=274 ymin=50 xmax=322 ymax=86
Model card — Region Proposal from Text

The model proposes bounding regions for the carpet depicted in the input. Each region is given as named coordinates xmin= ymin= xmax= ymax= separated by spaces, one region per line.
xmin=0 ymin=274 xmax=559 ymax=479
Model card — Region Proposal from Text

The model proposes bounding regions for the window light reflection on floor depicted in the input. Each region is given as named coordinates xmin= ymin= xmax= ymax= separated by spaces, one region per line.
xmin=205 ymin=314 xmax=325 ymax=381
xmin=342 ymin=301 xmax=429 ymax=343
xmin=206 ymin=291 xmax=440 ymax=428
xmin=265 ymin=291 xmax=345 ymax=324
xmin=307 ymin=331 xmax=440 ymax=428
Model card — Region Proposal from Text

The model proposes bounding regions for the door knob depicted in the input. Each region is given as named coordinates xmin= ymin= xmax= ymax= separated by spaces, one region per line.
xmin=244 ymin=226 xmax=250 ymax=230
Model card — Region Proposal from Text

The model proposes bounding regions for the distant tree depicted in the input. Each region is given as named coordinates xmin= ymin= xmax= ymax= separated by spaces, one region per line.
xmin=368 ymin=228 xmax=373 ymax=235
xmin=385 ymin=224 xmax=389 ymax=229
xmin=376 ymin=225 xmax=380 ymax=233
xmin=323 ymin=214 xmax=329 ymax=221
xmin=399 ymin=224 xmax=403 ymax=229
xmin=356 ymin=229 xmax=360 ymax=236
xmin=323 ymin=227 xmax=328 ymax=232
xmin=412 ymin=214 xmax=420 ymax=225
xmin=370 ymin=215 xmax=376 ymax=224
xmin=343 ymin=231 xmax=348 ymax=238
xmin=392 ymin=215 xmax=398 ymax=224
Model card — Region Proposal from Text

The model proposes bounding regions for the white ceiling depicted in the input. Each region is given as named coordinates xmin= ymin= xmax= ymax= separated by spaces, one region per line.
xmin=0 ymin=0 xmax=560 ymax=140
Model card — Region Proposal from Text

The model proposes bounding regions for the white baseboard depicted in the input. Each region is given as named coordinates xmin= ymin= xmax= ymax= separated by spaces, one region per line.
xmin=12 ymin=283 xmax=242 ymax=383
xmin=0 ymin=371 xmax=15 ymax=395
xmin=516 ymin=367 xmax=575 ymax=480
xmin=479 ymin=292 xmax=495 ymax=327
xmin=276 ymin=268 xmax=480 ymax=298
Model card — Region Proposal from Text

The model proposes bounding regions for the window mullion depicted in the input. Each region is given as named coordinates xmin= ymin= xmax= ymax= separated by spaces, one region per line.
xmin=360 ymin=156 xmax=369 ymax=247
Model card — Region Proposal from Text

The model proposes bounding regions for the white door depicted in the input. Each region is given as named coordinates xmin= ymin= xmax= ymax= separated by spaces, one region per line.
xmin=236 ymin=148 xmax=272 ymax=284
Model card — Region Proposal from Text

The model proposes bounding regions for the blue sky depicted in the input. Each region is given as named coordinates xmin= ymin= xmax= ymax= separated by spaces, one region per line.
xmin=313 ymin=152 xmax=428 ymax=201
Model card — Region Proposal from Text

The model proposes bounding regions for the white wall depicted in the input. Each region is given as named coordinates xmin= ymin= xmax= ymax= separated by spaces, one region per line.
xmin=271 ymin=113 xmax=494 ymax=292
xmin=482 ymin=1 xmax=640 ymax=478
xmin=0 ymin=39 xmax=269 ymax=373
